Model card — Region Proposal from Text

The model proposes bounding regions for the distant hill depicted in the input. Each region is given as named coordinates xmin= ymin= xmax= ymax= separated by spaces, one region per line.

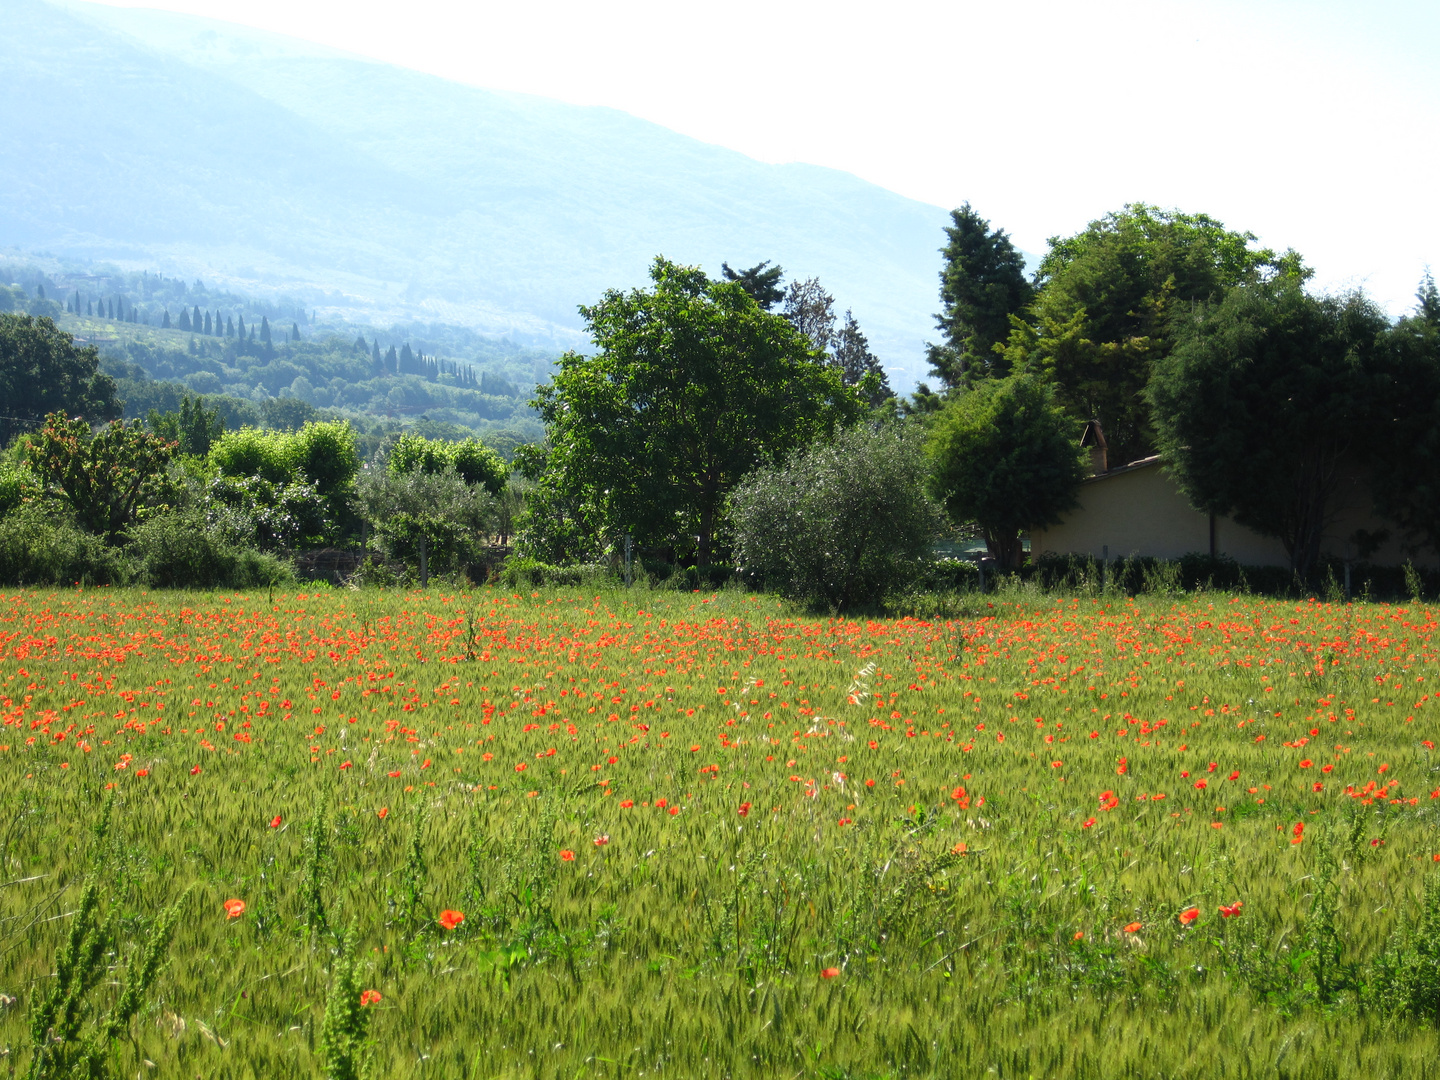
xmin=1 ymin=0 xmax=961 ymax=388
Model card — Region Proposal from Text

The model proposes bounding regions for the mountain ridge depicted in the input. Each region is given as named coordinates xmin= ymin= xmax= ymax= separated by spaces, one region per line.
xmin=6 ymin=0 xmax=959 ymax=385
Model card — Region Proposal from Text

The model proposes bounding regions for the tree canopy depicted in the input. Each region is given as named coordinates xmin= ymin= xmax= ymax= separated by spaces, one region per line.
xmin=730 ymin=424 xmax=942 ymax=610
xmin=925 ymin=203 xmax=1033 ymax=391
xmin=0 ymin=315 xmax=122 ymax=445
xmin=1007 ymin=204 xmax=1309 ymax=466
xmin=1147 ymin=282 xmax=1390 ymax=578
xmin=524 ymin=257 xmax=864 ymax=564
xmin=925 ymin=374 xmax=1086 ymax=570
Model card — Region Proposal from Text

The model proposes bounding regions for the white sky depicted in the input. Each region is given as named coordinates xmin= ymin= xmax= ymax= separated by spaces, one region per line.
xmin=84 ymin=0 xmax=1440 ymax=315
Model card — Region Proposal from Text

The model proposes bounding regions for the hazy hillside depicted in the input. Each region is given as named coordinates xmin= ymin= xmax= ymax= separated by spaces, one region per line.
xmin=4 ymin=0 xmax=958 ymax=386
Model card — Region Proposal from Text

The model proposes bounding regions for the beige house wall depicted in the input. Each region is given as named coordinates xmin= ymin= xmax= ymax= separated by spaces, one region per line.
xmin=1030 ymin=460 xmax=1435 ymax=568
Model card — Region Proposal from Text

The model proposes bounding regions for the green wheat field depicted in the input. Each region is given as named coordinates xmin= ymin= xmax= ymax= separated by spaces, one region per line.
xmin=2 ymin=585 xmax=1439 ymax=1079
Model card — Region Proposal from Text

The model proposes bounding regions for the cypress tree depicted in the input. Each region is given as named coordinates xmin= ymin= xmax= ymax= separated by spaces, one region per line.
xmin=400 ymin=343 xmax=414 ymax=373
xmin=203 ymin=311 xmax=212 ymax=336
xmin=36 ymin=283 xmax=45 ymax=300
xmin=249 ymin=324 xmax=256 ymax=342
xmin=86 ymin=299 xmax=93 ymax=316
xmin=260 ymin=316 xmax=271 ymax=344
xmin=385 ymin=345 xmax=398 ymax=374
xmin=372 ymin=341 xmax=382 ymax=374
xmin=178 ymin=308 xmax=191 ymax=331
xmin=162 ymin=309 xmax=171 ymax=329
xmin=106 ymin=298 xmax=114 ymax=319
xmin=192 ymin=305 xmax=202 ymax=332
xmin=226 ymin=316 xmax=234 ymax=337
xmin=291 ymin=322 xmax=301 ymax=342
xmin=237 ymin=314 xmax=246 ymax=340
xmin=353 ymin=335 xmax=367 ymax=352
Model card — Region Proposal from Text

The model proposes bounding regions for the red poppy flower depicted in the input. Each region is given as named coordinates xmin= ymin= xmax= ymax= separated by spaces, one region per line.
xmin=377 ymin=807 xmax=388 ymax=819
xmin=223 ymin=898 xmax=246 ymax=919
xmin=360 ymin=989 xmax=382 ymax=1007
xmin=1298 ymin=759 xmax=1312 ymax=769
xmin=269 ymin=815 xmax=282 ymax=828
xmin=738 ymin=802 xmax=751 ymax=817
xmin=438 ymin=909 xmax=465 ymax=931
xmin=1178 ymin=907 xmax=1199 ymax=926
xmin=594 ymin=834 xmax=610 ymax=846
xmin=388 ymin=770 xmax=401 ymax=778
xmin=1218 ymin=902 xmax=1244 ymax=918
xmin=559 ymin=849 xmax=575 ymax=862
xmin=190 ymin=765 xmax=201 ymax=776
xmin=1123 ymin=921 xmax=1142 ymax=933
xmin=1291 ymin=822 xmax=1304 ymax=844
xmin=619 ymin=799 xmax=634 ymax=808
xmin=820 ymin=967 xmax=840 ymax=979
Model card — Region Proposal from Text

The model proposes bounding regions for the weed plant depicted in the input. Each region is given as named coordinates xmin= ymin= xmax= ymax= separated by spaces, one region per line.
xmin=0 ymin=586 xmax=1439 ymax=1077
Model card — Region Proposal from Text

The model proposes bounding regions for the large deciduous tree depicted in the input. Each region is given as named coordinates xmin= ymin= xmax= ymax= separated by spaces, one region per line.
xmin=524 ymin=257 xmax=862 ymax=565
xmin=1357 ymin=277 xmax=1440 ymax=560
xmin=925 ymin=374 xmax=1086 ymax=570
xmin=925 ymin=203 xmax=1034 ymax=392
xmin=0 ymin=315 xmax=122 ymax=445
xmin=1146 ymin=282 xmax=1390 ymax=579
xmin=1009 ymin=204 xmax=1308 ymax=466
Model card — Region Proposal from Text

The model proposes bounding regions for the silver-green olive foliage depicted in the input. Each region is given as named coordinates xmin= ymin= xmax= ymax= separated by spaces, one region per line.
xmin=730 ymin=424 xmax=943 ymax=611
xmin=925 ymin=374 xmax=1086 ymax=569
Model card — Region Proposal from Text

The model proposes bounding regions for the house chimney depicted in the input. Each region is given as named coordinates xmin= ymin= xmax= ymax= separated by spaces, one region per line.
xmin=1081 ymin=420 xmax=1108 ymax=475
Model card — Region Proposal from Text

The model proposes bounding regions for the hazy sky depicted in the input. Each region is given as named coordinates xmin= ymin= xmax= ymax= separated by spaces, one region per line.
xmin=85 ymin=0 xmax=1440 ymax=314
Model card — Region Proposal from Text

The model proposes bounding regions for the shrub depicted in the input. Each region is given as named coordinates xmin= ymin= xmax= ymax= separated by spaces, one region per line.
xmin=730 ymin=424 xmax=944 ymax=610
xmin=127 ymin=510 xmax=292 ymax=589
xmin=0 ymin=504 xmax=126 ymax=585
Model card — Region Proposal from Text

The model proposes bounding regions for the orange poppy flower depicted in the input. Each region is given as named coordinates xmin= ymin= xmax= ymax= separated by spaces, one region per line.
xmin=820 ymin=967 xmax=840 ymax=979
xmin=438 ymin=909 xmax=465 ymax=931
xmin=223 ymin=898 xmax=246 ymax=919
xmin=559 ymin=849 xmax=575 ymax=862
xmin=1123 ymin=921 xmax=1142 ymax=933
xmin=360 ymin=989 xmax=382 ymax=1007
xmin=1178 ymin=907 xmax=1199 ymax=926
xmin=269 ymin=815 xmax=282 ymax=828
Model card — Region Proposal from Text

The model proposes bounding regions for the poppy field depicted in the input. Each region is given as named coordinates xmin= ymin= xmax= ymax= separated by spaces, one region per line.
xmin=2 ymin=585 xmax=1440 ymax=1079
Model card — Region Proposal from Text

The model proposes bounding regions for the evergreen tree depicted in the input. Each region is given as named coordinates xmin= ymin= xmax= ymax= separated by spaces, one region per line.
xmin=1419 ymin=269 xmax=1440 ymax=328
xmin=249 ymin=324 xmax=256 ymax=342
xmin=353 ymin=335 xmax=368 ymax=352
xmin=926 ymin=203 xmax=1033 ymax=391
xmin=107 ymin=299 xmax=114 ymax=319
xmin=162 ymin=309 xmax=171 ymax=329
xmin=36 ymin=283 xmax=45 ymax=300
xmin=385 ymin=345 xmax=398 ymax=374
xmin=225 ymin=315 xmax=234 ymax=337
xmin=831 ymin=310 xmax=893 ymax=406
xmin=372 ymin=340 xmax=382 ymax=374
xmin=720 ymin=261 xmax=785 ymax=310
xmin=400 ymin=343 xmax=414 ymax=374
xmin=192 ymin=305 xmax=202 ymax=332
xmin=291 ymin=321 xmax=301 ymax=342
xmin=203 ymin=311 xmax=212 ymax=336
xmin=178 ymin=308 xmax=191 ymax=331
xmin=86 ymin=300 xmax=93 ymax=316
xmin=260 ymin=316 xmax=271 ymax=345
xmin=237 ymin=314 xmax=246 ymax=339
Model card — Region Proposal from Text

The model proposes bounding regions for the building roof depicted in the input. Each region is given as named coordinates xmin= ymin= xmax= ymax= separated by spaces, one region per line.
xmin=1081 ymin=454 xmax=1162 ymax=485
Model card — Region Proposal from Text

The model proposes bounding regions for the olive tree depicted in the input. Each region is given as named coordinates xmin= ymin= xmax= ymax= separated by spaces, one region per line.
xmin=730 ymin=424 xmax=943 ymax=610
